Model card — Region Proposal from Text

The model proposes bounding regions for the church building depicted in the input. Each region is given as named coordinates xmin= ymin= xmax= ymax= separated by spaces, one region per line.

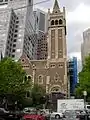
xmin=20 ymin=0 xmax=68 ymax=97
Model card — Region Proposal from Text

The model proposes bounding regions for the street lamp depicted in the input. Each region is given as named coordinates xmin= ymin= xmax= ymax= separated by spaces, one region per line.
xmin=83 ymin=91 xmax=87 ymax=120
xmin=83 ymin=91 xmax=87 ymax=108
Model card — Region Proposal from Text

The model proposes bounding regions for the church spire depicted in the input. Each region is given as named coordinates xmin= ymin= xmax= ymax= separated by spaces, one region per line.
xmin=53 ymin=0 xmax=60 ymax=10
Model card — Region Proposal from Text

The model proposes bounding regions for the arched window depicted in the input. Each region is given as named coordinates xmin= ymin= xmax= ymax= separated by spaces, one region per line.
xmin=59 ymin=19 xmax=63 ymax=24
xmin=55 ymin=20 xmax=58 ymax=25
xmin=21 ymin=59 xmax=25 ymax=62
xmin=27 ymin=75 xmax=32 ymax=82
xmin=51 ymin=20 xmax=54 ymax=25
xmin=38 ymin=75 xmax=43 ymax=84
xmin=28 ymin=75 xmax=31 ymax=80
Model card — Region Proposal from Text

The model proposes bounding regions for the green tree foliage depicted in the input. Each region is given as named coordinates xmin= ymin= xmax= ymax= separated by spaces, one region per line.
xmin=31 ymin=84 xmax=46 ymax=107
xmin=0 ymin=58 xmax=31 ymax=102
xmin=76 ymin=55 xmax=90 ymax=100
xmin=0 ymin=57 xmax=47 ymax=108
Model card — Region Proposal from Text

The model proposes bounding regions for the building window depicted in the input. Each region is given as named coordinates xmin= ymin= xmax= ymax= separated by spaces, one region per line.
xmin=16 ymin=21 xmax=19 ymax=24
xmin=27 ymin=75 xmax=32 ymax=82
xmin=37 ymin=17 xmax=38 ymax=23
xmin=12 ymin=49 xmax=15 ymax=52
xmin=50 ymin=64 xmax=55 ymax=68
xmin=16 ymin=25 xmax=18 ymax=28
xmin=58 ymin=64 xmax=63 ymax=68
xmin=38 ymin=75 xmax=43 ymax=84
xmin=51 ymin=20 xmax=54 ymax=25
xmin=14 ymin=34 xmax=17 ymax=37
xmin=55 ymin=20 xmax=58 ymax=25
xmin=22 ymin=59 xmax=25 ymax=62
xmin=59 ymin=19 xmax=63 ymax=24
xmin=14 ymin=39 xmax=17 ymax=42
xmin=15 ymin=30 xmax=18 ymax=33
xmin=12 ymin=54 xmax=15 ymax=58
xmin=13 ymin=44 xmax=16 ymax=47
xmin=28 ymin=76 xmax=31 ymax=80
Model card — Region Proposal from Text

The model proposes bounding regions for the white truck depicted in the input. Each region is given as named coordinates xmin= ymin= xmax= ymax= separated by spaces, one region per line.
xmin=57 ymin=99 xmax=84 ymax=113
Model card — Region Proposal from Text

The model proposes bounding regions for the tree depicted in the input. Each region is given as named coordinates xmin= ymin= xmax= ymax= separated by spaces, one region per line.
xmin=31 ymin=84 xmax=46 ymax=108
xmin=0 ymin=57 xmax=32 ymax=108
xmin=75 ymin=55 xmax=90 ymax=101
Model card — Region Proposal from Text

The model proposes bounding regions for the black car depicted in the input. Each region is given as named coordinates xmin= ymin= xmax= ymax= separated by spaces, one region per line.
xmin=0 ymin=108 xmax=24 ymax=120
xmin=76 ymin=110 xmax=90 ymax=120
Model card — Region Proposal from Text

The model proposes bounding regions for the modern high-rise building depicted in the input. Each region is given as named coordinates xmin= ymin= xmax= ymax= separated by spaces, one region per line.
xmin=34 ymin=8 xmax=48 ymax=34
xmin=34 ymin=9 xmax=48 ymax=60
xmin=36 ymin=33 xmax=48 ymax=60
xmin=0 ymin=7 xmax=11 ymax=56
xmin=68 ymin=57 xmax=78 ymax=96
xmin=81 ymin=28 xmax=90 ymax=64
xmin=0 ymin=0 xmax=37 ymax=60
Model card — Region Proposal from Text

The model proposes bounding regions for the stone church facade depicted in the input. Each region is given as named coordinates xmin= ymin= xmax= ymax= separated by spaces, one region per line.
xmin=20 ymin=0 xmax=68 ymax=97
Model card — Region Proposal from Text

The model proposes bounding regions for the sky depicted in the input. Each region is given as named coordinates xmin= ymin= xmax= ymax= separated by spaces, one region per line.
xmin=34 ymin=0 xmax=90 ymax=60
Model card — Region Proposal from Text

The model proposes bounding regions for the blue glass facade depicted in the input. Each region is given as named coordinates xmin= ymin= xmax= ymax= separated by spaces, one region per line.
xmin=68 ymin=57 xmax=78 ymax=95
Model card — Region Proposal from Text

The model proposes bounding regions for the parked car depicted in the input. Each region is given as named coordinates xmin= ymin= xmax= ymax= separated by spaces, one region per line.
xmin=22 ymin=114 xmax=46 ymax=120
xmin=50 ymin=112 xmax=63 ymax=120
xmin=78 ymin=110 xmax=90 ymax=120
xmin=63 ymin=110 xmax=79 ymax=120
xmin=23 ymin=107 xmax=36 ymax=114
xmin=0 ymin=107 xmax=16 ymax=120
xmin=0 ymin=108 xmax=24 ymax=120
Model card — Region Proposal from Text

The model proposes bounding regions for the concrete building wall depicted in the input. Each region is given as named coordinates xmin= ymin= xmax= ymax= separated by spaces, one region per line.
xmin=81 ymin=28 xmax=90 ymax=64
xmin=34 ymin=8 xmax=48 ymax=34
xmin=37 ymin=32 xmax=48 ymax=60
xmin=0 ymin=7 xmax=11 ymax=56
xmin=7 ymin=0 xmax=29 ymax=60
xmin=34 ymin=9 xmax=48 ymax=60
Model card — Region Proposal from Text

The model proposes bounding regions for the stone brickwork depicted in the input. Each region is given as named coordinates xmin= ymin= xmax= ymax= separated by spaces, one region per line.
xmin=20 ymin=0 xmax=68 ymax=97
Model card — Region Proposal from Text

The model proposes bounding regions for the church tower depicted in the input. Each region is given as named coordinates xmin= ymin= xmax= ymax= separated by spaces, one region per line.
xmin=47 ymin=0 xmax=67 ymax=96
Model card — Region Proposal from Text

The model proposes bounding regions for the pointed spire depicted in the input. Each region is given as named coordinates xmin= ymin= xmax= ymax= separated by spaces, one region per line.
xmin=53 ymin=0 xmax=60 ymax=10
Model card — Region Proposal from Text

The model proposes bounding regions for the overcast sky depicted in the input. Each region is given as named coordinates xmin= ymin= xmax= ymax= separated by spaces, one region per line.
xmin=34 ymin=0 xmax=90 ymax=59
